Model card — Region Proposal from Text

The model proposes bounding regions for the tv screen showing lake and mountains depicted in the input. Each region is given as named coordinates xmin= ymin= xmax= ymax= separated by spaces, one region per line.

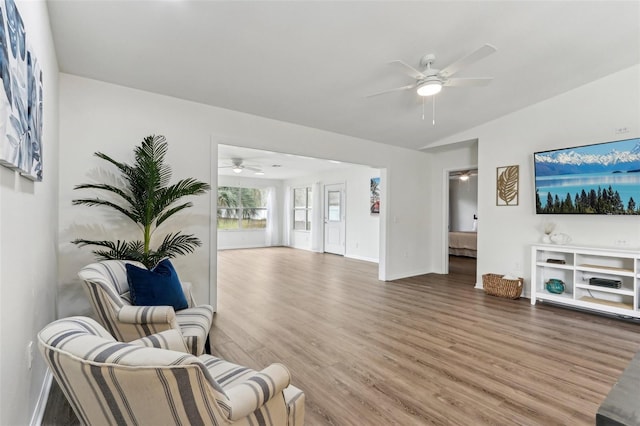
xmin=534 ymin=138 xmax=640 ymax=215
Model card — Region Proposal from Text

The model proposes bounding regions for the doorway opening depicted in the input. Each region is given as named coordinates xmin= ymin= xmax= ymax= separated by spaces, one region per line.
xmin=214 ymin=143 xmax=383 ymax=274
xmin=447 ymin=168 xmax=478 ymax=280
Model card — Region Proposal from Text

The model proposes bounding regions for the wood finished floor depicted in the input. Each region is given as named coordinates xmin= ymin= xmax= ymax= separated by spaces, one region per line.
xmin=43 ymin=249 xmax=640 ymax=425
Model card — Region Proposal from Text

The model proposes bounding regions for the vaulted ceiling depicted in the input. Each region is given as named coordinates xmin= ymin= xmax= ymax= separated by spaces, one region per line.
xmin=47 ymin=1 xmax=640 ymax=151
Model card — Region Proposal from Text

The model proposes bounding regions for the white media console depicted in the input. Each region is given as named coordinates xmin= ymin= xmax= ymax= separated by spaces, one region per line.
xmin=531 ymin=244 xmax=640 ymax=319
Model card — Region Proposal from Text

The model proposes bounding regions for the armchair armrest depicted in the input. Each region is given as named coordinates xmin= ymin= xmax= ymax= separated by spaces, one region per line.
xmin=129 ymin=329 xmax=189 ymax=353
xmin=117 ymin=305 xmax=176 ymax=325
xmin=225 ymin=363 xmax=292 ymax=421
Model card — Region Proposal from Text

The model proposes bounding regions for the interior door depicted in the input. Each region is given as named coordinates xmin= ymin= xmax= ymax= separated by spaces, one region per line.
xmin=324 ymin=183 xmax=345 ymax=255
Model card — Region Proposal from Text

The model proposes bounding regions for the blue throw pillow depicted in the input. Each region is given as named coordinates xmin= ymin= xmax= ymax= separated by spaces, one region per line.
xmin=125 ymin=259 xmax=189 ymax=311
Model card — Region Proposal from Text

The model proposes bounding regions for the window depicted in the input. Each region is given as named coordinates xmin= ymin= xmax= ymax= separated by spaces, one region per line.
xmin=293 ymin=187 xmax=312 ymax=231
xmin=217 ymin=186 xmax=267 ymax=230
xmin=327 ymin=190 xmax=341 ymax=221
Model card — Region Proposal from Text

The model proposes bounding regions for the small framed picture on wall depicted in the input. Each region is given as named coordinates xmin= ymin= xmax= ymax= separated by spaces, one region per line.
xmin=496 ymin=165 xmax=519 ymax=206
xmin=370 ymin=177 xmax=380 ymax=214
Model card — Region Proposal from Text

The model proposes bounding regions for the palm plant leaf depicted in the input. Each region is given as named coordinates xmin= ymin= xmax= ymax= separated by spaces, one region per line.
xmin=153 ymin=178 xmax=210 ymax=221
xmin=155 ymin=202 xmax=193 ymax=227
xmin=164 ymin=178 xmax=210 ymax=201
xmin=135 ymin=135 xmax=172 ymax=193
xmin=71 ymin=198 xmax=140 ymax=223
xmin=94 ymin=152 xmax=132 ymax=176
xmin=73 ymin=183 xmax=136 ymax=207
xmin=71 ymin=239 xmax=143 ymax=261
xmin=156 ymin=232 xmax=201 ymax=257
xmin=136 ymin=135 xmax=170 ymax=182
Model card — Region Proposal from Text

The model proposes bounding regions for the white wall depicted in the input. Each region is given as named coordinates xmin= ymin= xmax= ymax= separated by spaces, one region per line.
xmin=431 ymin=65 xmax=640 ymax=295
xmin=343 ymin=167 xmax=381 ymax=263
xmin=59 ymin=74 xmax=433 ymax=322
xmin=285 ymin=165 xmax=381 ymax=262
xmin=217 ymin=175 xmax=284 ymax=249
xmin=0 ymin=1 xmax=59 ymax=424
xmin=450 ymin=174 xmax=478 ymax=232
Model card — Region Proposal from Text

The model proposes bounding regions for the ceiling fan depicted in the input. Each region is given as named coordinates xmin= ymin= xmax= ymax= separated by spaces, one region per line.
xmin=450 ymin=169 xmax=478 ymax=181
xmin=368 ymin=44 xmax=497 ymax=98
xmin=219 ymin=158 xmax=263 ymax=174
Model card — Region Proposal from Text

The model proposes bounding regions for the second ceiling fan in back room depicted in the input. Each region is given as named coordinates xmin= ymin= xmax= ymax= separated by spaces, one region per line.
xmin=368 ymin=44 xmax=497 ymax=125
xmin=218 ymin=158 xmax=263 ymax=175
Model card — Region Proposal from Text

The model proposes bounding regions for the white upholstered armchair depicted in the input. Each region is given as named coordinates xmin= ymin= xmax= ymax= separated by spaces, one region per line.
xmin=38 ymin=317 xmax=305 ymax=425
xmin=78 ymin=259 xmax=214 ymax=355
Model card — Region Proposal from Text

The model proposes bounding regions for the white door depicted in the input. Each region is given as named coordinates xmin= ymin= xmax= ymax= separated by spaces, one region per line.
xmin=324 ymin=183 xmax=345 ymax=255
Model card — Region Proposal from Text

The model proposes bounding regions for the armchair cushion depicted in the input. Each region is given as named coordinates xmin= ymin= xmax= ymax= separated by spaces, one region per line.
xmin=116 ymin=304 xmax=177 ymax=326
xmin=126 ymin=259 xmax=188 ymax=311
xmin=129 ymin=329 xmax=189 ymax=352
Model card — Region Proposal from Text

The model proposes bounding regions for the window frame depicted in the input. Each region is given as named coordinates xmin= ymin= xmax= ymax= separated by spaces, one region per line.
xmin=217 ymin=186 xmax=268 ymax=231
xmin=292 ymin=186 xmax=312 ymax=231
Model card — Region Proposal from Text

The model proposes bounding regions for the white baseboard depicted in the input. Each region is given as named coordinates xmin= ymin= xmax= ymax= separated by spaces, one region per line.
xmin=383 ymin=267 xmax=432 ymax=281
xmin=30 ymin=368 xmax=52 ymax=426
xmin=217 ymin=244 xmax=269 ymax=250
xmin=345 ymin=254 xmax=379 ymax=263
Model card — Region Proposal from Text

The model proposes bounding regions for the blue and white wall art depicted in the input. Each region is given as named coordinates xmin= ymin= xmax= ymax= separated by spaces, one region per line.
xmin=0 ymin=0 xmax=43 ymax=181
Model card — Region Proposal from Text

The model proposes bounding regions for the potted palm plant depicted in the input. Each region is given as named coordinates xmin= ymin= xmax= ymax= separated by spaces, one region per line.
xmin=72 ymin=135 xmax=210 ymax=269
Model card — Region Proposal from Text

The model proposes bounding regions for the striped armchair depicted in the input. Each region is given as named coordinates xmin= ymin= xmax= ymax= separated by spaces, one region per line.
xmin=78 ymin=260 xmax=214 ymax=355
xmin=38 ymin=317 xmax=305 ymax=426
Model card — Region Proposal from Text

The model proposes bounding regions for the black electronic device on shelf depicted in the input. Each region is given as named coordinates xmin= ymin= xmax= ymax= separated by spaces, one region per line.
xmin=589 ymin=277 xmax=622 ymax=289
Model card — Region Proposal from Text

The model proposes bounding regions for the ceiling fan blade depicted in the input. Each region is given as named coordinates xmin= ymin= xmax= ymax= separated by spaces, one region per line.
xmin=245 ymin=166 xmax=262 ymax=172
xmin=389 ymin=60 xmax=424 ymax=80
xmin=439 ymin=44 xmax=497 ymax=78
xmin=366 ymin=83 xmax=416 ymax=98
xmin=444 ymin=77 xmax=493 ymax=87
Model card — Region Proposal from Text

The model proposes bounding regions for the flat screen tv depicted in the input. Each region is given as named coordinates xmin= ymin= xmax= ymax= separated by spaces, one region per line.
xmin=534 ymin=137 xmax=640 ymax=215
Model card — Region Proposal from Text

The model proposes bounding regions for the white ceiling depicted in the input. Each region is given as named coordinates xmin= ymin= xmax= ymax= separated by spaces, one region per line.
xmin=217 ymin=144 xmax=372 ymax=179
xmin=47 ymin=1 xmax=640 ymax=151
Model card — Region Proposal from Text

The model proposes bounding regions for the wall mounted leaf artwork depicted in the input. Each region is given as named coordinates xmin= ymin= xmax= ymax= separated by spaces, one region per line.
xmin=0 ymin=0 xmax=43 ymax=181
xmin=496 ymin=165 xmax=519 ymax=206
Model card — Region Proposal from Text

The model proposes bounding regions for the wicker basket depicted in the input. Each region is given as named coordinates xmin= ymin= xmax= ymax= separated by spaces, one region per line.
xmin=482 ymin=273 xmax=523 ymax=299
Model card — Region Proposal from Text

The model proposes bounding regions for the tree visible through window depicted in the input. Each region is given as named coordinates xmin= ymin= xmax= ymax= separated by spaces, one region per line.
xmin=217 ymin=187 xmax=267 ymax=230
xmin=293 ymin=187 xmax=312 ymax=231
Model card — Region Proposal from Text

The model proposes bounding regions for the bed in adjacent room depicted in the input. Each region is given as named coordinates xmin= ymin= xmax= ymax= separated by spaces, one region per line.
xmin=449 ymin=231 xmax=477 ymax=258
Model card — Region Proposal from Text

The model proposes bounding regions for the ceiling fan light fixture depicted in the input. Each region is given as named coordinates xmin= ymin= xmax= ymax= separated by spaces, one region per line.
xmin=417 ymin=81 xmax=442 ymax=96
xmin=460 ymin=174 xmax=469 ymax=181
xmin=232 ymin=166 xmax=243 ymax=173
